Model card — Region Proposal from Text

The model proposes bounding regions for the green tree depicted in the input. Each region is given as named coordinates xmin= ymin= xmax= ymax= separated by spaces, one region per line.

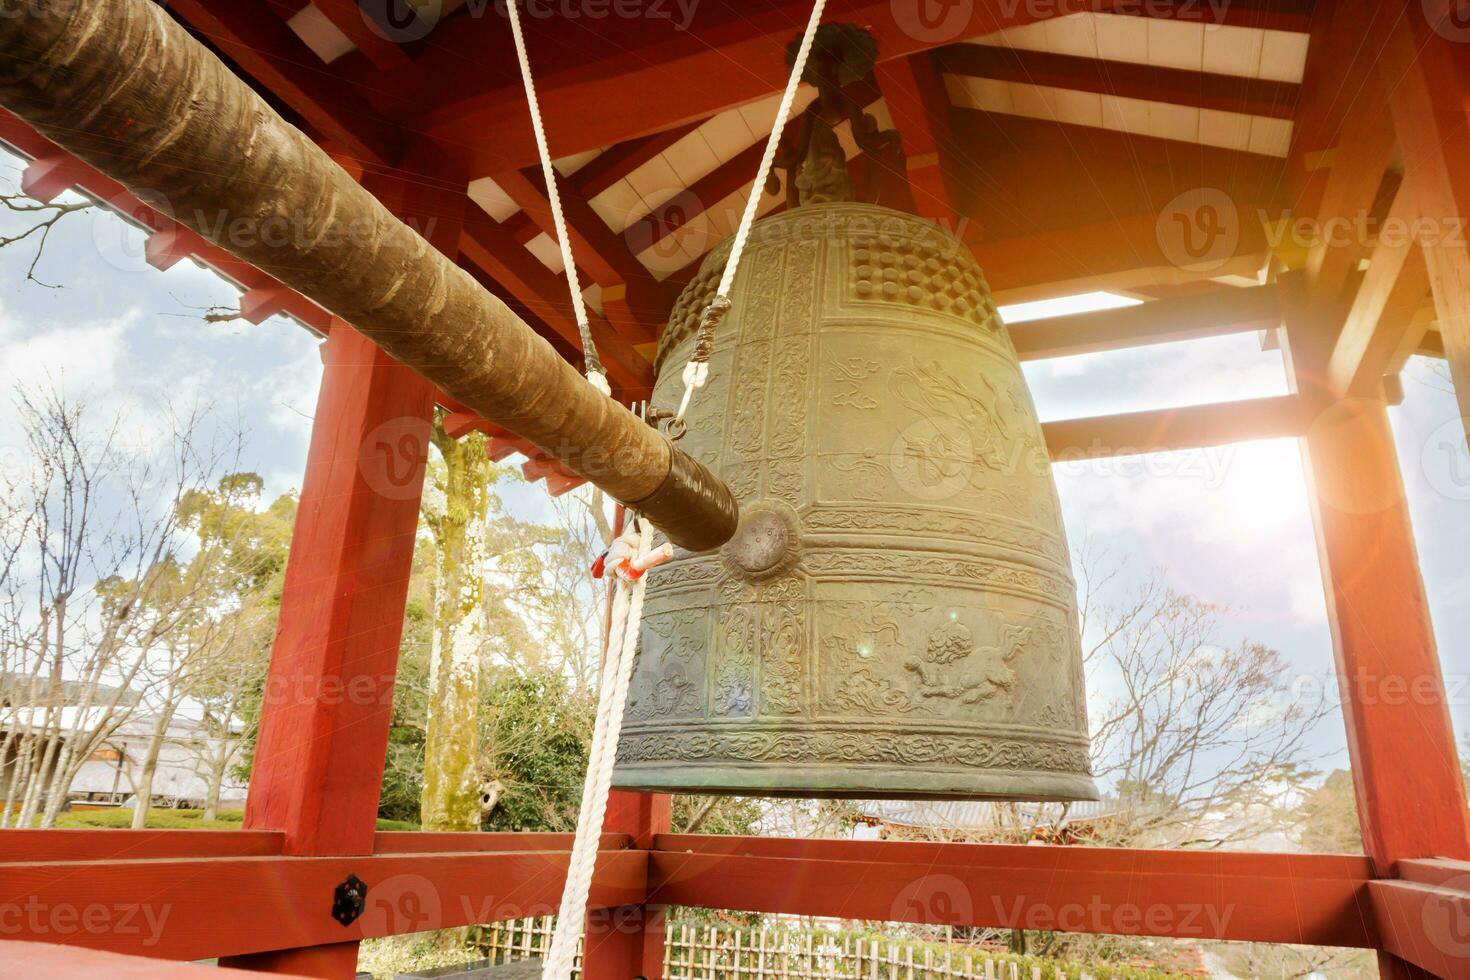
xmin=419 ymin=412 xmax=500 ymax=832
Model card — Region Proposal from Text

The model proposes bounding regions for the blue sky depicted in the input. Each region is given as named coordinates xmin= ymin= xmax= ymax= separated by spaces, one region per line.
xmin=1 ymin=148 xmax=1464 ymax=777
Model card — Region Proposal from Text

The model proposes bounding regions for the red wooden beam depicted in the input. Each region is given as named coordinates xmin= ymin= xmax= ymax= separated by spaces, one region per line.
xmin=1381 ymin=0 xmax=1470 ymax=442
xmin=1326 ymin=184 xmax=1431 ymax=398
xmin=459 ymin=207 xmax=654 ymax=393
xmin=1009 ymin=284 xmax=1281 ymax=360
xmin=970 ymin=208 xmax=1271 ymax=297
xmin=0 ymin=109 xmax=334 ymax=336
xmin=582 ymin=794 xmax=672 ymax=980
xmin=874 ymin=52 xmax=960 ymax=226
xmin=1369 ymin=859 xmax=1470 ymax=979
xmin=1043 ymin=395 xmax=1309 ymax=459
xmin=648 ymin=835 xmax=1377 ymax=948
xmin=0 ymin=942 xmax=311 ymax=979
xmin=0 ymin=829 xmax=284 ymax=862
xmin=220 ymin=322 xmax=434 ymax=977
xmin=935 ymin=44 xmax=1299 ymax=120
xmin=164 ymin=0 xmax=399 ymax=165
xmin=415 ymin=0 xmax=1098 ymax=173
xmin=492 ymin=167 xmax=672 ymax=342
xmin=0 ymin=848 xmax=646 ymax=962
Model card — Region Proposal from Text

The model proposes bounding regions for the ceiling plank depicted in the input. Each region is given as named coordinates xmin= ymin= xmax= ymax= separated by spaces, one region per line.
xmin=288 ymin=0 xmax=417 ymax=73
xmin=571 ymin=123 xmax=702 ymax=200
xmin=935 ymin=44 xmax=1299 ymax=120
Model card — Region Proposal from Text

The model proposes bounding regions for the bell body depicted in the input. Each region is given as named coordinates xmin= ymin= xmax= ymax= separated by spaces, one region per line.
xmin=613 ymin=203 xmax=1097 ymax=801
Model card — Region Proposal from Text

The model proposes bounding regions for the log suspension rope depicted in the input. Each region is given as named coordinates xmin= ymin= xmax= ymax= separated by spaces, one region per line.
xmin=505 ymin=0 xmax=609 ymax=396
xmin=676 ymin=0 xmax=829 ymax=421
xmin=535 ymin=3 xmax=828 ymax=975
xmin=0 ymin=0 xmax=738 ymax=552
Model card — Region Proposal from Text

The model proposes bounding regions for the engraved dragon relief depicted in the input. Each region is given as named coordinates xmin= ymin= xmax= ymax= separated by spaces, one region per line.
xmin=890 ymin=356 xmax=1013 ymax=475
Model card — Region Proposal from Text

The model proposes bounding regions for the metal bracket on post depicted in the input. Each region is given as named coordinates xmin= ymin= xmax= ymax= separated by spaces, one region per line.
xmin=331 ymin=874 xmax=368 ymax=927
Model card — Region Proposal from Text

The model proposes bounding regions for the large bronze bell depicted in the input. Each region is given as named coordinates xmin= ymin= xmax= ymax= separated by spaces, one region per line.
xmin=613 ymin=203 xmax=1097 ymax=801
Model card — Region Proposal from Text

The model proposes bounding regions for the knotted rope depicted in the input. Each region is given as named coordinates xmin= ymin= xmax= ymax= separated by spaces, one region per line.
xmin=675 ymin=0 xmax=828 ymax=420
xmin=539 ymin=519 xmax=663 ymax=980
xmin=507 ymin=0 xmax=610 ymax=395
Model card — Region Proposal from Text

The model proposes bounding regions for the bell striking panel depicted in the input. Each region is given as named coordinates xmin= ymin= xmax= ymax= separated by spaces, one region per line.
xmin=613 ymin=203 xmax=1097 ymax=800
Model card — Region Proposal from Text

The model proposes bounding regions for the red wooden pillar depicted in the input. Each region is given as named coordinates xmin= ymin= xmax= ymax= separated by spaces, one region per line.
xmin=223 ymin=160 xmax=466 ymax=978
xmin=581 ymin=791 xmax=672 ymax=979
xmin=1382 ymin=0 xmax=1470 ymax=439
xmin=1283 ymin=275 xmax=1470 ymax=978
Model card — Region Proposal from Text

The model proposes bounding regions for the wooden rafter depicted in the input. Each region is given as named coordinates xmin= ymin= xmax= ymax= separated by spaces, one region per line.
xmin=411 ymin=0 xmax=1099 ymax=173
xmin=459 ymin=207 xmax=653 ymax=392
xmin=1010 ymin=285 xmax=1282 ymax=360
xmin=166 ymin=0 xmax=399 ymax=163
xmin=493 ymin=167 xmax=673 ymax=343
xmin=874 ymin=52 xmax=961 ymax=226
xmin=1325 ymin=184 xmax=1431 ymax=398
xmin=1043 ymin=395 xmax=1308 ymax=459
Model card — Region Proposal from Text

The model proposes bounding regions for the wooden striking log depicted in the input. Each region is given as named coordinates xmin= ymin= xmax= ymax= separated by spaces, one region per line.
xmin=0 ymin=0 xmax=736 ymax=552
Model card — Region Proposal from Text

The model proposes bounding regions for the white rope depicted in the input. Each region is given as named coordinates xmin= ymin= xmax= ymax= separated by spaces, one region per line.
xmin=540 ymin=520 xmax=654 ymax=980
xmin=674 ymin=0 xmax=828 ymax=420
xmin=507 ymin=0 xmax=608 ymax=394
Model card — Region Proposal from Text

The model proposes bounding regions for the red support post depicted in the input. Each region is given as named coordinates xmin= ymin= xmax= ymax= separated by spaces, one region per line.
xmin=222 ymin=158 xmax=466 ymax=977
xmin=219 ymin=323 xmax=435 ymax=977
xmin=582 ymin=791 xmax=673 ymax=980
xmin=1283 ymin=273 xmax=1470 ymax=978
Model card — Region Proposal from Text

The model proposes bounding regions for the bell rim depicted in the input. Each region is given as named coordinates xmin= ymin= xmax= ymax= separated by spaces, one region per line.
xmin=612 ymin=765 xmax=1099 ymax=803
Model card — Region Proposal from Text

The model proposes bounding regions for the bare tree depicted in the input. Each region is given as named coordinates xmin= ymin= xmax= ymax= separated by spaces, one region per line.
xmin=0 ymin=386 xmax=231 ymax=826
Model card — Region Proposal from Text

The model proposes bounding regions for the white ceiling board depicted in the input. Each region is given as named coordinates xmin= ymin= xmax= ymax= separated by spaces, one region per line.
xmin=289 ymin=4 xmax=357 ymax=64
xmin=1199 ymin=108 xmax=1254 ymax=151
xmin=624 ymin=153 xmax=684 ymax=215
xmin=1202 ymin=25 xmax=1265 ymax=78
xmin=662 ymin=130 xmax=722 ymax=188
xmin=468 ymin=177 xmax=519 ymax=223
xmin=525 ymin=232 xmax=564 ymax=274
xmin=1248 ymin=115 xmax=1294 ymax=156
xmin=1147 ymin=19 xmax=1205 ymax=72
xmin=1044 ymin=13 xmax=1100 ymax=59
xmin=699 ymin=108 xmax=758 ymax=163
xmin=1259 ymin=30 xmax=1311 ymax=82
xmin=588 ymin=178 xmax=646 ymax=233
